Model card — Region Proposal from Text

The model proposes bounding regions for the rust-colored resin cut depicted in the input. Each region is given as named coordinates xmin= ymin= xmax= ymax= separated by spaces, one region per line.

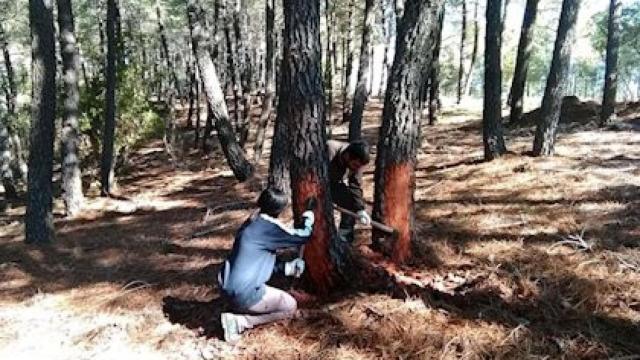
xmin=382 ymin=163 xmax=412 ymax=263
xmin=292 ymin=173 xmax=334 ymax=294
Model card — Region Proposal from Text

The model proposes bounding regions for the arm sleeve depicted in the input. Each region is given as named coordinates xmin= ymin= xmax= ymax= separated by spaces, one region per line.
xmin=262 ymin=217 xmax=313 ymax=250
xmin=348 ymin=169 xmax=366 ymax=211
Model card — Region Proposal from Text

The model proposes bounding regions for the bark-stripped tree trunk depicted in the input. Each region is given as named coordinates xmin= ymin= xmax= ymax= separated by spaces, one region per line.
xmin=532 ymin=0 xmax=582 ymax=156
xmin=282 ymin=0 xmax=352 ymax=293
xmin=463 ymin=0 xmax=478 ymax=97
xmin=508 ymin=0 xmax=539 ymax=124
xmin=483 ymin=0 xmax=508 ymax=161
xmin=349 ymin=0 xmax=375 ymax=141
xmin=342 ymin=0 xmax=355 ymax=123
xmin=600 ymin=0 xmax=621 ymax=126
xmin=101 ymin=0 xmax=118 ymax=195
xmin=373 ymin=0 xmax=443 ymax=264
xmin=57 ymin=0 xmax=85 ymax=217
xmin=187 ymin=0 xmax=254 ymax=181
xmin=456 ymin=0 xmax=467 ymax=104
xmin=26 ymin=0 xmax=57 ymax=244
xmin=428 ymin=5 xmax=445 ymax=126
xmin=254 ymin=0 xmax=276 ymax=162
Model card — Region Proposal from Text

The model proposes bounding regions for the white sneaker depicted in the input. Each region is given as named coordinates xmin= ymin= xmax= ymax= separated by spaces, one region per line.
xmin=221 ymin=312 xmax=242 ymax=344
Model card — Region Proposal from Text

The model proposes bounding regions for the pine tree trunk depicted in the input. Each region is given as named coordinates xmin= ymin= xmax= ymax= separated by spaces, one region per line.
xmin=501 ymin=0 xmax=511 ymax=30
xmin=186 ymin=60 xmax=196 ymax=129
xmin=237 ymin=0 xmax=253 ymax=148
xmin=224 ymin=5 xmax=243 ymax=131
xmin=463 ymin=0 xmax=478 ymax=97
xmin=428 ymin=5 xmax=445 ymax=126
xmin=188 ymin=0 xmax=254 ymax=182
xmin=101 ymin=0 xmax=118 ymax=195
xmin=600 ymin=0 xmax=621 ymax=126
xmin=282 ymin=0 xmax=352 ymax=293
xmin=57 ymin=0 xmax=85 ymax=217
xmin=26 ymin=0 xmax=57 ymax=244
xmin=457 ymin=0 xmax=467 ymax=104
xmin=378 ymin=0 xmax=393 ymax=98
xmin=483 ymin=0 xmax=508 ymax=161
xmin=342 ymin=0 xmax=355 ymax=123
xmin=394 ymin=0 xmax=404 ymax=27
xmin=324 ymin=0 xmax=334 ymax=127
xmin=532 ymin=0 xmax=582 ymax=156
xmin=508 ymin=0 xmax=539 ymax=124
xmin=0 ymin=22 xmax=18 ymax=199
xmin=373 ymin=0 xmax=443 ymax=264
xmin=195 ymin=76 xmax=201 ymax=149
xmin=254 ymin=0 xmax=276 ymax=163
xmin=0 ymin=23 xmax=16 ymax=115
xmin=267 ymin=82 xmax=290 ymax=195
xmin=349 ymin=0 xmax=375 ymax=142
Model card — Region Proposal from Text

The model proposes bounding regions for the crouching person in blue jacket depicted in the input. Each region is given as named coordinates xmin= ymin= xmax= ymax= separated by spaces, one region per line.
xmin=218 ymin=188 xmax=315 ymax=343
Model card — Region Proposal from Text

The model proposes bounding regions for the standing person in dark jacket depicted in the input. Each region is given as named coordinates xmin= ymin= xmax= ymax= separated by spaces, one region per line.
xmin=327 ymin=139 xmax=372 ymax=243
xmin=218 ymin=188 xmax=315 ymax=343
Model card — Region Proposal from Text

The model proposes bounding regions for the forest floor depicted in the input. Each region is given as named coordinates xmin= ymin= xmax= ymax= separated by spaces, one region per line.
xmin=1 ymin=98 xmax=639 ymax=359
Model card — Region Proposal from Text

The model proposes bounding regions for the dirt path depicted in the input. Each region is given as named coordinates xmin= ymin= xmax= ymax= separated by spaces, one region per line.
xmin=1 ymin=100 xmax=639 ymax=359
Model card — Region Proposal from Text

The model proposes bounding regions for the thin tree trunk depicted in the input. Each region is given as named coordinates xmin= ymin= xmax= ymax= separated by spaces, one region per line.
xmin=0 ymin=111 xmax=17 ymax=201
xmin=373 ymin=0 xmax=444 ymax=264
xmin=532 ymin=0 xmax=582 ymax=156
xmin=187 ymin=0 xmax=253 ymax=181
xmin=349 ymin=0 xmax=375 ymax=141
xmin=26 ymin=0 xmax=57 ymax=243
xmin=186 ymin=60 xmax=196 ymax=129
xmin=463 ymin=0 xmax=478 ymax=97
xmin=254 ymin=0 xmax=276 ymax=162
xmin=324 ymin=0 xmax=334 ymax=127
xmin=457 ymin=0 xmax=467 ymax=104
xmin=267 ymin=72 xmax=290 ymax=195
xmin=101 ymin=0 xmax=118 ymax=195
xmin=600 ymin=0 xmax=621 ymax=126
xmin=508 ymin=0 xmax=540 ymax=124
xmin=378 ymin=0 xmax=393 ymax=98
xmin=195 ymin=75 xmax=201 ymax=148
xmin=237 ymin=0 xmax=253 ymax=148
xmin=483 ymin=0 xmax=508 ymax=161
xmin=0 ymin=23 xmax=16 ymax=115
xmin=428 ymin=5 xmax=445 ymax=125
xmin=501 ymin=0 xmax=511 ymax=31
xmin=57 ymin=0 xmax=85 ymax=217
xmin=342 ymin=0 xmax=355 ymax=123
xmin=224 ymin=4 xmax=243 ymax=131
xmin=283 ymin=0 xmax=353 ymax=293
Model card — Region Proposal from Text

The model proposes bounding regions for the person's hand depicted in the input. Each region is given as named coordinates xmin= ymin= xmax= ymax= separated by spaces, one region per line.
xmin=284 ymin=258 xmax=306 ymax=278
xmin=357 ymin=210 xmax=371 ymax=225
xmin=302 ymin=210 xmax=315 ymax=227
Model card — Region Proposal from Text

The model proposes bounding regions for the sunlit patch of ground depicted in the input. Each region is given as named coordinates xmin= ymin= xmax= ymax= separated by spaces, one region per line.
xmin=1 ymin=98 xmax=639 ymax=359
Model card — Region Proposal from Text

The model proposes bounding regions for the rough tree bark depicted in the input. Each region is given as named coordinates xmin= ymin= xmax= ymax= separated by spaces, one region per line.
xmin=463 ymin=0 xmax=478 ymax=97
xmin=237 ymin=0 xmax=253 ymax=148
xmin=349 ymin=0 xmax=375 ymax=141
xmin=57 ymin=0 xmax=85 ymax=217
xmin=254 ymin=0 xmax=276 ymax=162
xmin=483 ymin=0 xmax=508 ymax=161
xmin=456 ymin=0 xmax=467 ymax=104
xmin=342 ymin=0 xmax=355 ymax=123
xmin=0 ymin=22 xmax=16 ymax=115
xmin=600 ymin=0 xmax=621 ymax=126
xmin=26 ymin=0 xmax=57 ymax=243
xmin=101 ymin=0 xmax=118 ymax=195
xmin=532 ymin=0 xmax=582 ymax=156
xmin=282 ymin=0 xmax=352 ymax=293
xmin=187 ymin=0 xmax=254 ymax=181
xmin=267 ymin=65 xmax=290 ymax=195
xmin=373 ymin=0 xmax=443 ymax=264
xmin=428 ymin=5 xmax=445 ymax=126
xmin=508 ymin=0 xmax=540 ymax=124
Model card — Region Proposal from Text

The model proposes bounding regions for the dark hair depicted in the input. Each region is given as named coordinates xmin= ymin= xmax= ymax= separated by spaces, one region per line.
xmin=257 ymin=188 xmax=289 ymax=218
xmin=345 ymin=140 xmax=370 ymax=164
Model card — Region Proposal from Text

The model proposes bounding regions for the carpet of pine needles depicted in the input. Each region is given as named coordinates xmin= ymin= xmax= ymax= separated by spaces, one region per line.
xmin=1 ymin=98 xmax=639 ymax=359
